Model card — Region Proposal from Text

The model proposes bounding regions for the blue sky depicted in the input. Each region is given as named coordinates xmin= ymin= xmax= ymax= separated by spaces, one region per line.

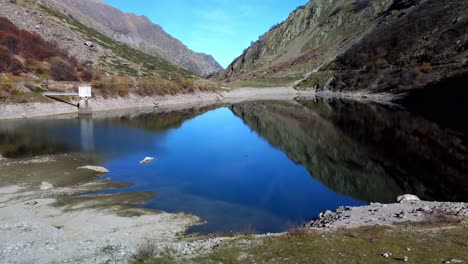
xmin=103 ymin=0 xmax=308 ymax=68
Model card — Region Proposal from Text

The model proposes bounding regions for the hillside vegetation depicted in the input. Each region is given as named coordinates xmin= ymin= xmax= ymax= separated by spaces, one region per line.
xmin=0 ymin=17 xmax=91 ymax=81
xmin=0 ymin=3 xmax=218 ymax=103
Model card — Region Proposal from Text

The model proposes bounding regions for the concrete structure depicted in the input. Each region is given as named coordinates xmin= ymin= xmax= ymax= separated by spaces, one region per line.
xmin=43 ymin=85 xmax=93 ymax=117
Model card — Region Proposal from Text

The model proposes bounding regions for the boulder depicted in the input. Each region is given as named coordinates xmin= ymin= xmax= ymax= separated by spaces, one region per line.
xmin=77 ymin=165 xmax=109 ymax=174
xmin=84 ymin=41 xmax=94 ymax=47
xmin=40 ymin=182 xmax=53 ymax=190
xmin=397 ymin=194 xmax=420 ymax=203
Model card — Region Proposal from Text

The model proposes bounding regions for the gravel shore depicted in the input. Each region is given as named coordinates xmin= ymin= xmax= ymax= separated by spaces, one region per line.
xmin=307 ymin=200 xmax=468 ymax=230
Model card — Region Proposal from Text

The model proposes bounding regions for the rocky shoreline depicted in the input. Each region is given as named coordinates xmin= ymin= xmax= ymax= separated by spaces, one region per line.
xmin=307 ymin=196 xmax=468 ymax=230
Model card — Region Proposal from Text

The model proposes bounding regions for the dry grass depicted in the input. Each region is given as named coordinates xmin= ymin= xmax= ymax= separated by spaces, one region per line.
xmin=134 ymin=239 xmax=157 ymax=263
xmin=286 ymin=222 xmax=310 ymax=237
xmin=192 ymin=223 xmax=468 ymax=264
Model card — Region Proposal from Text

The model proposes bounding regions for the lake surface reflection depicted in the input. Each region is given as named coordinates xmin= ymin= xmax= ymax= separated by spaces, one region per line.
xmin=0 ymin=99 xmax=466 ymax=233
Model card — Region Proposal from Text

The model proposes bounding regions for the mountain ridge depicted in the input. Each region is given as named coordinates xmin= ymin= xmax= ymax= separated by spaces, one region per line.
xmin=219 ymin=0 xmax=467 ymax=96
xmin=43 ymin=0 xmax=223 ymax=77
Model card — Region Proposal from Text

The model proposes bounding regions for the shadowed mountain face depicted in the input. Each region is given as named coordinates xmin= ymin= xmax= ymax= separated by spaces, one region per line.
xmin=44 ymin=0 xmax=223 ymax=76
xmin=230 ymin=100 xmax=468 ymax=202
xmin=219 ymin=0 xmax=467 ymax=96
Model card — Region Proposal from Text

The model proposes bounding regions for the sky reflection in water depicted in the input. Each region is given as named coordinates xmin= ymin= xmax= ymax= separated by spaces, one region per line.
xmin=99 ymin=107 xmax=364 ymax=233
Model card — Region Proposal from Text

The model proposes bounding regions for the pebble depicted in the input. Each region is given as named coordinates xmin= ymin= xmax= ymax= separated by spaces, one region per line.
xmin=451 ymin=259 xmax=463 ymax=263
xmin=403 ymin=256 xmax=408 ymax=262
xmin=382 ymin=252 xmax=392 ymax=258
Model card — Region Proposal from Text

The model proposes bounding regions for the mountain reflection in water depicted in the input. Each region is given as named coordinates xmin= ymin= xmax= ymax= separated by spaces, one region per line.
xmin=231 ymin=99 xmax=467 ymax=202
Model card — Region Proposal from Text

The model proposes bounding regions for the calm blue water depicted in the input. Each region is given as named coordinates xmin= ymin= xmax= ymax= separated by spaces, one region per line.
xmin=97 ymin=108 xmax=364 ymax=233
xmin=5 ymin=99 xmax=464 ymax=234
xmin=0 ymin=98 xmax=468 ymax=233
xmin=0 ymin=99 xmax=468 ymax=233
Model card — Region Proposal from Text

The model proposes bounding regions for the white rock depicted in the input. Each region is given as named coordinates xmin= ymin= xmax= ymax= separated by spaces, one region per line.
xmin=381 ymin=252 xmax=392 ymax=258
xmin=40 ymin=182 xmax=53 ymax=190
xmin=397 ymin=194 xmax=420 ymax=203
xmin=77 ymin=166 xmax=109 ymax=174
xmin=84 ymin=41 xmax=94 ymax=47
xmin=140 ymin=157 xmax=155 ymax=164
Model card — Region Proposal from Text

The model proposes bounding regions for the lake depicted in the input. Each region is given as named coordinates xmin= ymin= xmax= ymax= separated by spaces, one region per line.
xmin=0 ymin=99 xmax=467 ymax=234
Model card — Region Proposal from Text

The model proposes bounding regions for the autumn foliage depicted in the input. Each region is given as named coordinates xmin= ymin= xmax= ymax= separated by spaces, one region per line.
xmin=0 ymin=17 xmax=89 ymax=81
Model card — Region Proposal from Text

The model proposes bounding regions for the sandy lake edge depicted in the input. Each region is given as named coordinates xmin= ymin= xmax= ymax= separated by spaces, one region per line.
xmin=0 ymin=87 xmax=398 ymax=120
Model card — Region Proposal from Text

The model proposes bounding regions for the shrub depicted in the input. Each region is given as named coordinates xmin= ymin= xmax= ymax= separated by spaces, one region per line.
xmin=0 ymin=17 xmax=82 ymax=79
xmin=134 ymin=239 xmax=157 ymax=262
xmin=49 ymin=56 xmax=79 ymax=81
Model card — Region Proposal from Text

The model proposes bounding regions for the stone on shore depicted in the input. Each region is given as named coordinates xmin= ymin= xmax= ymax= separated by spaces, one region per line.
xmin=77 ymin=166 xmax=110 ymax=174
xmin=381 ymin=252 xmax=392 ymax=258
xmin=397 ymin=194 xmax=420 ymax=203
xmin=40 ymin=182 xmax=53 ymax=190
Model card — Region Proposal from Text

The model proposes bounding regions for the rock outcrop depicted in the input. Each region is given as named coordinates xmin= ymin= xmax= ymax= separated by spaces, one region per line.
xmin=307 ymin=200 xmax=468 ymax=229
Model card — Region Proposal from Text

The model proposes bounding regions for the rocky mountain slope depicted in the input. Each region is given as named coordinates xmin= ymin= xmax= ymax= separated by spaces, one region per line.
xmin=0 ymin=0 xmax=193 ymax=79
xmin=219 ymin=0 xmax=467 ymax=96
xmin=42 ymin=0 xmax=223 ymax=77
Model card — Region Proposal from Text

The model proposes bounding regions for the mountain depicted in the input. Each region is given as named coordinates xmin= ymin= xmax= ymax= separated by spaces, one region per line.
xmin=42 ymin=0 xmax=223 ymax=77
xmin=0 ymin=0 xmax=194 ymax=79
xmin=219 ymin=0 xmax=467 ymax=96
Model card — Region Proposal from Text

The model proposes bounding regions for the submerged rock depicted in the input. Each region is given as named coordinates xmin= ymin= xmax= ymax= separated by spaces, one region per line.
xmin=397 ymin=194 xmax=420 ymax=203
xmin=140 ymin=157 xmax=155 ymax=164
xmin=77 ymin=166 xmax=110 ymax=174
xmin=40 ymin=182 xmax=53 ymax=190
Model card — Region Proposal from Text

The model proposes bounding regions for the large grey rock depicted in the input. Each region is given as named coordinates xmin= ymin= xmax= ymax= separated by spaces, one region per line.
xmin=397 ymin=194 xmax=420 ymax=203
xmin=77 ymin=166 xmax=109 ymax=174
xmin=40 ymin=182 xmax=53 ymax=190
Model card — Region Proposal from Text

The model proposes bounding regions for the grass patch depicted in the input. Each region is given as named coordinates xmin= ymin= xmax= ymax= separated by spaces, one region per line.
xmin=191 ymin=224 xmax=468 ymax=263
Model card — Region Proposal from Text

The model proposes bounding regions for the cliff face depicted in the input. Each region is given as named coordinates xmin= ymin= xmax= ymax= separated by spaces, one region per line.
xmin=43 ymin=0 xmax=223 ymax=76
xmin=219 ymin=0 xmax=467 ymax=95
xmin=219 ymin=0 xmax=394 ymax=81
